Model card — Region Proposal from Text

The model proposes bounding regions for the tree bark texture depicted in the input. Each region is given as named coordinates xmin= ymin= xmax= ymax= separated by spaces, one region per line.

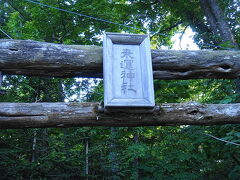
xmin=0 ymin=102 xmax=240 ymax=129
xmin=200 ymin=0 xmax=219 ymax=36
xmin=200 ymin=0 xmax=239 ymax=48
xmin=0 ymin=39 xmax=240 ymax=80
xmin=207 ymin=0 xmax=238 ymax=48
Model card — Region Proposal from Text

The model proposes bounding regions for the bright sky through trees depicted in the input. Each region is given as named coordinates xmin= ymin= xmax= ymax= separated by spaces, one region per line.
xmin=172 ymin=28 xmax=199 ymax=50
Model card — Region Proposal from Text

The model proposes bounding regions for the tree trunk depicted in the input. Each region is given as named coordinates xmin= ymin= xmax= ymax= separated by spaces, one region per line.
xmin=133 ymin=131 xmax=139 ymax=180
xmin=109 ymin=127 xmax=119 ymax=180
xmin=0 ymin=71 xmax=2 ymax=86
xmin=62 ymin=128 xmax=70 ymax=159
xmin=200 ymin=0 xmax=239 ymax=48
xmin=207 ymin=0 xmax=238 ymax=48
xmin=200 ymin=0 xmax=219 ymax=36
xmin=31 ymin=130 xmax=37 ymax=163
xmin=0 ymin=102 xmax=240 ymax=129
xmin=85 ymin=137 xmax=89 ymax=180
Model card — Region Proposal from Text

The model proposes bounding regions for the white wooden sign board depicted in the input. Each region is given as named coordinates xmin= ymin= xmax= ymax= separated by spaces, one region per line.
xmin=103 ymin=33 xmax=155 ymax=107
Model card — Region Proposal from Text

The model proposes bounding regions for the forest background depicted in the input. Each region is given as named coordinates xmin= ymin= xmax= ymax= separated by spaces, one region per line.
xmin=0 ymin=0 xmax=240 ymax=179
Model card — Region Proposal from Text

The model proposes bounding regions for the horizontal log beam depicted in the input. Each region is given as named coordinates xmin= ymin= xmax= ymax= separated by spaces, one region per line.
xmin=0 ymin=102 xmax=240 ymax=129
xmin=0 ymin=39 xmax=240 ymax=79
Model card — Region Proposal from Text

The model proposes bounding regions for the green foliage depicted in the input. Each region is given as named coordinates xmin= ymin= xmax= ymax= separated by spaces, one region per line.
xmin=0 ymin=0 xmax=240 ymax=179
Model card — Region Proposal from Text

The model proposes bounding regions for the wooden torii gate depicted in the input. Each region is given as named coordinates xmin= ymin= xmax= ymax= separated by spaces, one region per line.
xmin=0 ymin=39 xmax=240 ymax=129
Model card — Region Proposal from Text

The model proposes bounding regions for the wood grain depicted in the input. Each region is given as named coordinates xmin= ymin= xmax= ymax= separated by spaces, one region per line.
xmin=0 ymin=39 xmax=240 ymax=79
xmin=0 ymin=102 xmax=240 ymax=129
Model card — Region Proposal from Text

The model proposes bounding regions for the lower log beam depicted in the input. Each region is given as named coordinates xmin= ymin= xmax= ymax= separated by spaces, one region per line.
xmin=1 ymin=102 xmax=240 ymax=129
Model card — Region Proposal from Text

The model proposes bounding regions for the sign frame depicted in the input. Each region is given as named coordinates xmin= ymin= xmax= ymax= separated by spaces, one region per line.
xmin=103 ymin=32 xmax=155 ymax=107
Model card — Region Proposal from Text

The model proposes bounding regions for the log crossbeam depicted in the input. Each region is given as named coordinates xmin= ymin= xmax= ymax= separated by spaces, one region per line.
xmin=0 ymin=102 xmax=240 ymax=129
xmin=0 ymin=39 xmax=240 ymax=79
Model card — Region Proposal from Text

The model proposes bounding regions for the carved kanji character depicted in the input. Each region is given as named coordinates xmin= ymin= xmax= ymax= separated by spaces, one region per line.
xmin=121 ymin=49 xmax=133 ymax=59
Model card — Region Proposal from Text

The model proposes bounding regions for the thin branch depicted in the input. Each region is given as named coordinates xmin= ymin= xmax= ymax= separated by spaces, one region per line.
xmin=159 ymin=21 xmax=183 ymax=34
xmin=179 ymin=25 xmax=189 ymax=50
xmin=150 ymin=0 xmax=163 ymax=5
xmin=231 ymin=154 xmax=240 ymax=165
xmin=0 ymin=138 xmax=25 ymax=150
xmin=204 ymin=133 xmax=240 ymax=146
xmin=151 ymin=21 xmax=183 ymax=39
xmin=0 ymin=27 xmax=12 ymax=39
xmin=5 ymin=0 xmax=31 ymax=21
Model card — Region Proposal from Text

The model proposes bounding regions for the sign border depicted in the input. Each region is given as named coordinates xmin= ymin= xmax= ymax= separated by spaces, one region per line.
xmin=103 ymin=32 xmax=155 ymax=107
